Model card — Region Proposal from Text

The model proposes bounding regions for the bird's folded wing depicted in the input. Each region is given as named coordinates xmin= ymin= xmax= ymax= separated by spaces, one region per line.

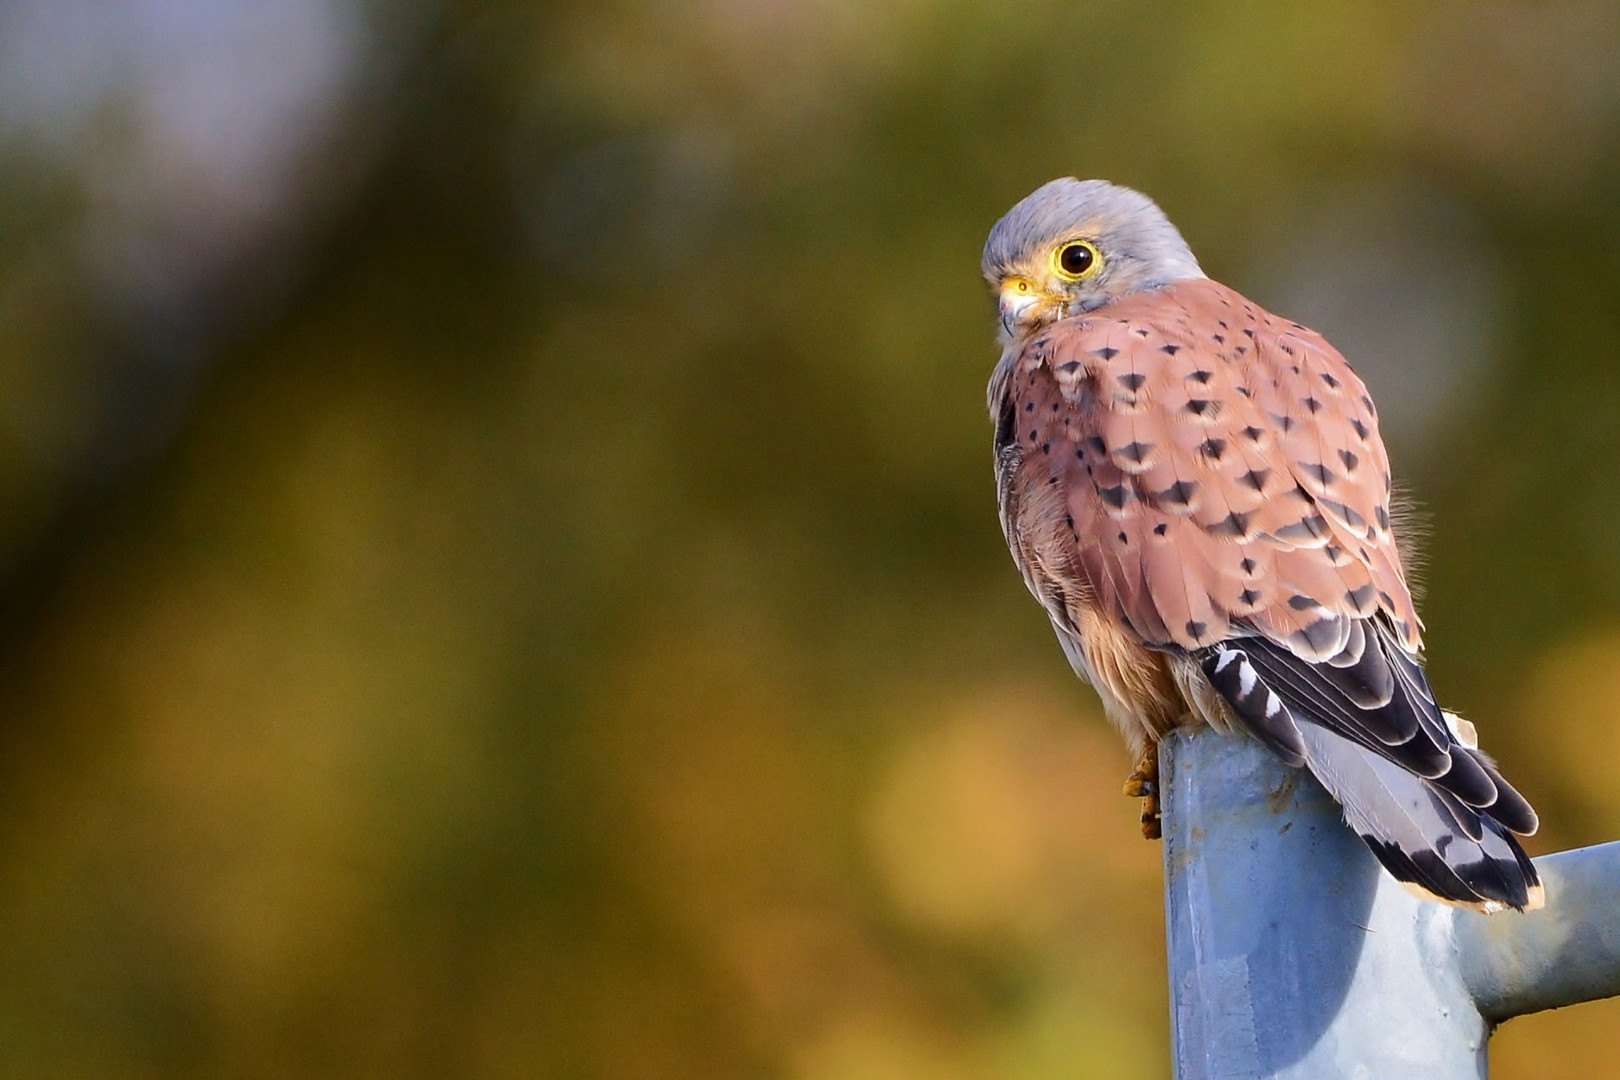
xmin=993 ymin=277 xmax=1422 ymax=662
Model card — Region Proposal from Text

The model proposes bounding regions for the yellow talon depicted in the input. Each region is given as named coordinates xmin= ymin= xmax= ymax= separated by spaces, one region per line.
xmin=1125 ymin=743 xmax=1162 ymax=840
xmin=1141 ymin=806 xmax=1162 ymax=840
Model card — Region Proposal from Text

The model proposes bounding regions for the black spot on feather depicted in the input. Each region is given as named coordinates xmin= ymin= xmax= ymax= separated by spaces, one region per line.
xmin=1207 ymin=510 xmax=1255 ymax=538
xmin=1319 ymin=499 xmax=1366 ymax=529
xmin=1239 ymin=468 xmax=1271 ymax=492
xmin=1274 ymin=514 xmax=1329 ymax=541
xmin=1154 ymin=479 xmax=1199 ymax=507
xmin=1346 ymin=584 xmax=1377 ymax=612
xmin=1116 ymin=441 xmax=1153 ymax=465
xmin=1300 ymin=462 xmax=1337 ymax=487
xmin=1289 ymin=618 xmax=1343 ymax=656
xmin=1098 ymin=484 xmax=1131 ymax=509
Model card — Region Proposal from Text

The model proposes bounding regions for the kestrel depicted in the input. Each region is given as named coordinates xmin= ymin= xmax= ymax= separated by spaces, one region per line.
xmin=984 ymin=178 xmax=1542 ymax=912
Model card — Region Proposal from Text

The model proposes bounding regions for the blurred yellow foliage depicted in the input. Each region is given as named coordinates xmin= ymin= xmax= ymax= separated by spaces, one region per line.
xmin=0 ymin=0 xmax=1615 ymax=1076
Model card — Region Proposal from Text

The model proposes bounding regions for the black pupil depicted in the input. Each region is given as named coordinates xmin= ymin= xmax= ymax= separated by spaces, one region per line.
xmin=1060 ymin=244 xmax=1093 ymax=275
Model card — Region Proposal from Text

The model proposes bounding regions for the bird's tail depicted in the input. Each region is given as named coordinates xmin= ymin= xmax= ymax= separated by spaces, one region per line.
xmin=1198 ymin=627 xmax=1543 ymax=913
xmin=1294 ymin=724 xmax=1542 ymax=912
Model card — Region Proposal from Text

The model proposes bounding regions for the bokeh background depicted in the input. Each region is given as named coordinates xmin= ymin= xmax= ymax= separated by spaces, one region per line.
xmin=0 ymin=1 xmax=1618 ymax=1076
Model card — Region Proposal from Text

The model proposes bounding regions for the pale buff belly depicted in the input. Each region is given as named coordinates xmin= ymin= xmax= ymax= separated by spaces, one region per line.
xmin=1062 ymin=604 xmax=1241 ymax=756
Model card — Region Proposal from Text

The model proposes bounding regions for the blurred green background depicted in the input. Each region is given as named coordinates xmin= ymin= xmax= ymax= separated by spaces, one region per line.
xmin=0 ymin=0 xmax=1617 ymax=1076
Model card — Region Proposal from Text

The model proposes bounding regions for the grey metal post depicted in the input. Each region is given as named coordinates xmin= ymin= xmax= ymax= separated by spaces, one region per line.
xmin=1162 ymin=726 xmax=1620 ymax=1080
xmin=1456 ymin=841 xmax=1620 ymax=1021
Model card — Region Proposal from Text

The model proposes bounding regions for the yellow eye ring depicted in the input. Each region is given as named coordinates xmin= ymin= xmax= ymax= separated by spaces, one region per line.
xmin=1053 ymin=240 xmax=1101 ymax=280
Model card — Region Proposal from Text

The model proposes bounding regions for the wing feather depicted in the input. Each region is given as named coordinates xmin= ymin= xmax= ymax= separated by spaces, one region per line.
xmin=996 ymin=279 xmax=1418 ymax=655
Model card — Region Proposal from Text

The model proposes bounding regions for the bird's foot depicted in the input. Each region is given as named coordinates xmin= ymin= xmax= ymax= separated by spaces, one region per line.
xmin=1123 ymin=743 xmax=1161 ymax=840
xmin=1122 ymin=771 xmax=1154 ymax=799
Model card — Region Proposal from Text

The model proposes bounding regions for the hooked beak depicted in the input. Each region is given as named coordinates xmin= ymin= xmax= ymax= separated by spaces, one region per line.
xmin=998 ymin=278 xmax=1060 ymax=332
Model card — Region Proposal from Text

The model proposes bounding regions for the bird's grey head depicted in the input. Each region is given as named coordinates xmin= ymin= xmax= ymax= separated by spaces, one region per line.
xmin=982 ymin=178 xmax=1205 ymax=339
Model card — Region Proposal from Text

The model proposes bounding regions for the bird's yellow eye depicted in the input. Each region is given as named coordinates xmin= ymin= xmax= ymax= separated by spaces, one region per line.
xmin=1053 ymin=240 xmax=1101 ymax=280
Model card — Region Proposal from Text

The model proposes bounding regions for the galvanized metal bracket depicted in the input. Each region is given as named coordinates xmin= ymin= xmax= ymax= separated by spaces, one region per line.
xmin=1162 ymin=727 xmax=1620 ymax=1079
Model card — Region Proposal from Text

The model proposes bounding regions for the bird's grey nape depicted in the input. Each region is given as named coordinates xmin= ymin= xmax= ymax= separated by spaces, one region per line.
xmin=982 ymin=178 xmax=1205 ymax=290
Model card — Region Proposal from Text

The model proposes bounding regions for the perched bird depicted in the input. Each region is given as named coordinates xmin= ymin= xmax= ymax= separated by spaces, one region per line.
xmin=983 ymin=178 xmax=1542 ymax=912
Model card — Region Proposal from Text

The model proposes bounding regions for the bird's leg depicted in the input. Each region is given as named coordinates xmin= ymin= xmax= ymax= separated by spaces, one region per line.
xmin=1123 ymin=741 xmax=1161 ymax=840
